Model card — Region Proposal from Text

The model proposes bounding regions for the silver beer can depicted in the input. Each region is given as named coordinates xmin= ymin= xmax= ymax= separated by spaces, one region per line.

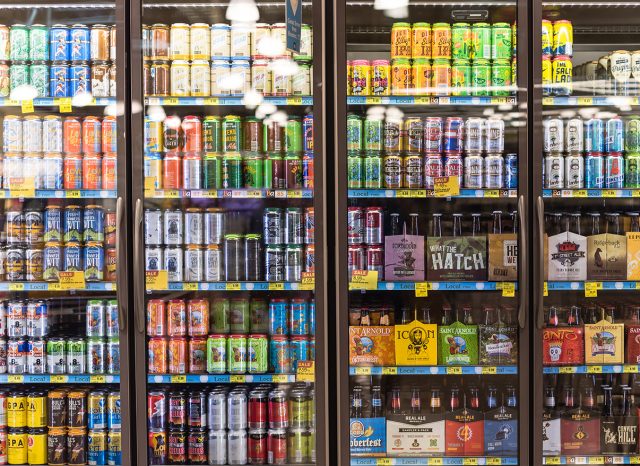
xmin=632 ymin=51 xmax=640 ymax=95
xmin=184 ymin=245 xmax=203 ymax=282
xmin=144 ymin=209 xmax=163 ymax=246
xmin=145 ymin=246 xmax=163 ymax=272
xmin=164 ymin=246 xmax=183 ymax=282
xmin=204 ymin=209 xmax=225 ymax=245
xmin=204 ymin=244 xmax=223 ymax=282
xmin=565 ymin=154 xmax=584 ymax=189
xmin=484 ymin=118 xmax=504 ymax=153
xmin=184 ymin=208 xmax=203 ymax=245
xmin=465 ymin=117 xmax=484 ymax=153
xmin=544 ymin=154 xmax=565 ymax=189
xmin=208 ymin=429 xmax=227 ymax=465
xmin=543 ymin=118 xmax=564 ymax=153
xmin=227 ymin=429 xmax=248 ymax=465
xmin=463 ymin=154 xmax=483 ymax=188
xmin=285 ymin=245 xmax=303 ymax=282
xmin=565 ymin=118 xmax=584 ymax=153
xmin=163 ymin=209 xmax=183 ymax=245
xmin=208 ymin=390 xmax=227 ymax=430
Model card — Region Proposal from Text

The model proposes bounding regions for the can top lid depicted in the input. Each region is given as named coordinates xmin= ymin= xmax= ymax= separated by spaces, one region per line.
xmin=412 ymin=22 xmax=430 ymax=28
xmin=432 ymin=23 xmax=451 ymax=28
xmin=392 ymin=22 xmax=411 ymax=27
xmin=452 ymin=22 xmax=470 ymax=27
xmin=392 ymin=58 xmax=411 ymax=64
xmin=473 ymin=22 xmax=491 ymax=27
xmin=71 ymin=24 xmax=89 ymax=28
xmin=492 ymin=22 xmax=512 ymax=27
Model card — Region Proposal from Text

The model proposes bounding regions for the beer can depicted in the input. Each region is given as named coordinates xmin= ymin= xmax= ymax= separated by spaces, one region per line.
xmin=383 ymin=155 xmax=402 ymax=188
xmin=626 ymin=153 xmax=640 ymax=188
xmin=284 ymin=245 xmax=303 ymax=282
xmin=445 ymin=154 xmax=463 ymax=186
xmin=148 ymin=430 xmax=167 ymax=465
xmin=7 ymin=428 xmax=27 ymax=465
xmin=248 ymin=429 xmax=267 ymax=464
xmin=464 ymin=117 xmax=484 ymax=153
xmin=26 ymin=391 xmax=46 ymax=429
xmin=553 ymin=20 xmax=573 ymax=57
xmin=432 ymin=58 xmax=451 ymax=96
xmin=484 ymin=154 xmax=504 ymax=189
xmin=485 ymin=118 xmax=505 ymax=153
xmin=606 ymin=117 xmax=624 ymax=153
xmin=451 ymin=58 xmax=471 ymax=96
xmin=208 ymin=430 xmax=227 ymax=465
xmin=543 ymin=118 xmax=564 ymax=153
xmin=606 ymin=153 xmax=625 ymax=188
xmin=586 ymin=118 xmax=605 ymax=153
xmin=107 ymin=429 xmax=121 ymax=465
xmin=552 ymin=55 xmax=572 ymax=96
xmin=565 ymin=118 xmax=584 ymax=153
xmin=444 ymin=117 xmax=464 ymax=153
xmin=47 ymin=390 xmax=67 ymax=428
xmin=7 ymin=338 xmax=26 ymax=374
xmin=371 ymin=59 xmax=390 ymax=96
xmin=391 ymin=58 xmax=412 ymax=95
xmin=69 ymin=62 xmax=90 ymax=97
xmin=67 ymin=428 xmax=87 ymax=465
xmin=228 ymin=429 xmax=248 ymax=465
xmin=504 ymin=153 xmax=518 ymax=189
xmin=70 ymin=25 xmax=90 ymax=61
xmin=184 ymin=245 xmax=203 ymax=282
xmin=462 ymin=154 xmax=482 ymax=188
xmin=25 ymin=339 xmax=45 ymax=374
xmin=88 ymin=429 xmax=107 ymax=466
xmin=565 ymin=154 xmax=584 ymax=189
xmin=87 ymin=391 xmax=106 ymax=430
xmin=544 ymin=154 xmax=565 ymax=189
xmin=68 ymin=391 xmax=87 ymax=428
xmin=170 ymin=60 xmax=190 ymax=96
xmin=47 ymin=426 xmax=65 ymax=464
xmin=87 ymin=338 xmax=106 ymax=374
xmin=424 ymin=153 xmax=444 ymax=189
xmin=67 ymin=338 xmax=86 ymax=374
xmin=626 ymin=119 xmax=640 ymax=153
xmin=585 ymin=153 xmax=605 ymax=188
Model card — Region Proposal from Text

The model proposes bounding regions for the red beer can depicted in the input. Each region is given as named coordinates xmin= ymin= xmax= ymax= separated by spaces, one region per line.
xmin=267 ymin=429 xmax=287 ymax=464
xmin=168 ymin=391 xmax=187 ymax=430
xmin=147 ymin=299 xmax=166 ymax=336
xmin=248 ymin=429 xmax=268 ymax=464
xmin=304 ymin=207 xmax=314 ymax=245
xmin=148 ymin=337 xmax=168 ymax=373
xmin=105 ymin=247 xmax=116 ymax=281
xmin=167 ymin=430 xmax=186 ymax=464
xmin=63 ymin=154 xmax=83 ymax=189
xmin=102 ymin=115 xmax=117 ymax=153
xmin=167 ymin=299 xmax=186 ymax=336
xmin=82 ymin=116 xmax=102 ymax=154
xmin=187 ymin=299 xmax=209 ymax=336
xmin=105 ymin=210 xmax=116 ymax=246
xmin=268 ymin=390 xmax=288 ymax=429
xmin=364 ymin=207 xmax=383 ymax=245
xmin=147 ymin=391 xmax=167 ymax=429
xmin=348 ymin=245 xmax=366 ymax=276
xmin=102 ymin=152 xmax=117 ymax=190
xmin=366 ymin=245 xmax=384 ymax=280
xmin=163 ymin=153 xmax=182 ymax=189
xmin=168 ymin=337 xmax=187 ymax=374
xmin=248 ymin=391 xmax=268 ymax=429
xmin=83 ymin=154 xmax=102 ymax=189
xmin=302 ymin=154 xmax=314 ymax=189
xmin=347 ymin=207 xmax=364 ymax=244
xmin=63 ymin=116 xmax=82 ymax=154
xmin=188 ymin=337 xmax=207 ymax=373
xmin=182 ymin=115 xmax=202 ymax=152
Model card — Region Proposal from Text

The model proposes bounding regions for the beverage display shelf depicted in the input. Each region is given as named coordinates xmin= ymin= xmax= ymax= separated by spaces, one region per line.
xmin=543 ymin=456 xmax=640 ymax=465
xmin=349 ymin=365 xmax=518 ymax=376
xmin=0 ymin=374 xmax=119 ymax=384
xmin=348 ymin=189 xmax=517 ymax=199
xmin=350 ymin=458 xmax=518 ymax=466
xmin=543 ymin=365 xmax=640 ymax=374
xmin=347 ymin=96 xmax=517 ymax=106
xmin=146 ymin=281 xmax=314 ymax=292
xmin=547 ymin=281 xmax=639 ymax=291
xmin=146 ymin=188 xmax=313 ymax=199
xmin=350 ymin=282 xmax=516 ymax=291
xmin=0 ymin=97 xmax=115 ymax=107
xmin=543 ymin=96 xmax=640 ymax=106
xmin=0 ymin=189 xmax=117 ymax=199
xmin=0 ymin=282 xmax=115 ymax=291
xmin=144 ymin=96 xmax=313 ymax=106
xmin=147 ymin=374 xmax=297 ymax=384
xmin=543 ymin=189 xmax=640 ymax=198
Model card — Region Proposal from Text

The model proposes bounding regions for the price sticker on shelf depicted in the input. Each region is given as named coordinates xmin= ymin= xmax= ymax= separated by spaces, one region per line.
xmin=50 ymin=375 xmax=66 ymax=383
xmin=58 ymin=98 xmax=72 ymax=113
xmin=502 ymin=282 xmax=515 ymax=297
xmin=559 ymin=366 xmax=576 ymax=374
xmin=573 ymin=190 xmax=587 ymax=198
xmin=349 ymin=270 xmax=378 ymax=290
xmin=588 ymin=458 xmax=604 ymax=465
xmin=587 ymin=365 xmax=603 ymax=374
xmin=375 ymin=459 xmax=392 ymax=466
xmin=365 ymin=97 xmax=381 ymax=105
xmin=544 ymin=458 xmax=561 ymax=465
xmin=486 ymin=459 xmax=502 ymax=466
xmin=544 ymin=281 xmax=548 ymax=297
xmin=585 ymin=282 xmax=598 ymax=297
xmin=577 ymin=97 xmax=593 ymax=106
xmin=382 ymin=367 xmax=397 ymax=375
xmin=9 ymin=283 xmax=24 ymax=291
xmin=183 ymin=283 xmax=198 ymax=291
xmin=226 ymin=282 xmax=241 ymax=291
xmin=9 ymin=177 xmax=36 ymax=198
xmin=230 ymin=375 xmax=246 ymax=383
xmin=482 ymin=366 xmax=497 ymax=374
xmin=146 ymin=271 xmax=168 ymax=291
xmin=164 ymin=97 xmax=179 ymax=105
xmin=66 ymin=190 xmax=81 ymax=198
xmin=463 ymin=458 xmax=478 ymax=465
xmin=204 ymin=97 xmax=219 ymax=105
xmin=484 ymin=190 xmax=500 ymax=198
xmin=296 ymin=361 xmax=315 ymax=382
xmin=353 ymin=367 xmax=370 ymax=376
xmin=429 ymin=459 xmax=443 ymax=466
xmin=602 ymin=189 xmax=617 ymax=198
xmin=90 ymin=375 xmax=106 ymax=383
xmin=271 ymin=375 xmax=290 ymax=383
xmin=286 ymin=97 xmax=303 ymax=105
xmin=21 ymin=100 xmax=34 ymax=113
xmin=8 ymin=375 xmax=23 ymax=383
xmin=58 ymin=271 xmax=86 ymax=290
xmin=300 ymin=272 xmax=315 ymax=290
xmin=626 ymin=364 xmax=640 ymax=373
xmin=171 ymin=375 xmax=186 ymax=383
xmin=268 ymin=282 xmax=284 ymax=291
xmin=447 ymin=367 xmax=462 ymax=375
xmin=415 ymin=282 xmax=429 ymax=297
xmin=433 ymin=176 xmax=460 ymax=197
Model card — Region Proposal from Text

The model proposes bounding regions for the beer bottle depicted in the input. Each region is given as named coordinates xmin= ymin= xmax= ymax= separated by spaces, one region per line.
xmin=389 ymin=212 xmax=401 ymax=235
xmin=484 ymin=306 xmax=496 ymax=325
xmin=547 ymin=306 xmax=560 ymax=327
xmin=606 ymin=305 xmax=616 ymax=323
xmin=567 ymin=305 xmax=581 ymax=326
xmin=400 ymin=306 xmax=413 ymax=324
xmin=391 ymin=387 xmax=402 ymax=414
xmin=469 ymin=387 xmax=480 ymax=409
xmin=601 ymin=385 xmax=617 ymax=454
xmin=492 ymin=210 xmax=503 ymax=234
xmin=619 ymin=385 xmax=639 ymax=454
xmin=351 ymin=387 xmax=363 ymax=417
xmin=586 ymin=304 xmax=598 ymax=324
xmin=608 ymin=213 xmax=621 ymax=235
xmin=449 ymin=387 xmax=460 ymax=411
xmin=487 ymin=386 xmax=498 ymax=410
xmin=569 ymin=212 xmax=581 ymax=235
xmin=629 ymin=212 xmax=640 ymax=233
xmin=463 ymin=306 xmax=474 ymax=324
xmin=408 ymin=213 xmax=420 ymax=236
xmin=419 ymin=306 xmax=431 ymax=324
xmin=432 ymin=213 xmax=442 ymax=237
xmin=471 ymin=213 xmax=482 ymax=236
xmin=551 ymin=212 xmax=563 ymax=235
xmin=562 ymin=386 xmax=575 ymax=410
xmin=511 ymin=211 xmax=519 ymax=233
xmin=430 ymin=388 xmax=442 ymax=414
xmin=371 ymin=386 xmax=383 ymax=418
xmin=452 ymin=213 xmax=463 ymax=237
xmin=506 ymin=386 xmax=517 ymax=408
xmin=441 ymin=306 xmax=452 ymax=326
xmin=588 ymin=212 xmax=601 ymax=235
xmin=360 ymin=308 xmax=371 ymax=326
xmin=582 ymin=386 xmax=595 ymax=410
xmin=411 ymin=387 xmax=422 ymax=414
xmin=543 ymin=386 xmax=561 ymax=455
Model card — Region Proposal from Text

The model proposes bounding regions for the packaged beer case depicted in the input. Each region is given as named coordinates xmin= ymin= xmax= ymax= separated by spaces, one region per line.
xmin=587 ymin=232 xmax=627 ymax=280
xmin=438 ymin=321 xmax=478 ymax=365
xmin=626 ymin=232 xmax=640 ymax=280
xmin=394 ymin=320 xmax=438 ymax=366
xmin=445 ymin=406 xmax=484 ymax=456
xmin=584 ymin=319 xmax=624 ymax=364
xmin=547 ymin=231 xmax=587 ymax=281
xmin=488 ymin=233 xmax=518 ymax=281
xmin=384 ymin=232 xmax=425 ymax=281
xmin=427 ymin=236 xmax=487 ymax=281
xmin=349 ymin=326 xmax=396 ymax=366
xmin=542 ymin=326 xmax=584 ymax=365
xmin=350 ymin=417 xmax=386 ymax=456
xmin=387 ymin=413 xmax=444 ymax=456
xmin=479 ymin=318 xmax=518 ymax=365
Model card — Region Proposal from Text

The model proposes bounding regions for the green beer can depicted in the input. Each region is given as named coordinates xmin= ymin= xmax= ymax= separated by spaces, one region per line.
xmin=212 ymin=298 xmax=230 ymax=334
xmin=363 ymin=152 xmax=383 ymax=188
xmin=203 ymin=116 xmax=222 ymax=152
xmin=491 ymin=59 xmax=512 ymax=96
xmin=247 ymin=334 xmax=268 ymax=374
xmin=472 ymin=59 xmax=491 ymax=96
xmin=626 ymin=153 xmax=640 ymax=188
xmin=207 ymin=334 xmax=227 ymax=374
xmin=30 ymin=62 xmax=48 ymax=97
xmin=288 ymin=429 xmax=311 ymax=463
xmin=10 ymin=63 xmax=29 ymax=91
xmin=250 ymin=299 xmax=269 ymax=333
xmin=347 ymin=113 xmax=363 ymax=152
xmin=222 ymin=153 xmax=243 ymax=189
xmin=243 ymin=154 xmax=264 ymax=188
xmin=451 ymin=59 xmax=471 ymax=96
xmin=28 ymin=25 xmax=48 ymax=62
xmin=66 ymin=338 xmax=86 ymax=374
xmin=626 ymin=119 xmax=640 ymax=153
xmin=364 ymin=117 xmax=383 ymax=152
xmin=229 ymin=298 xmax=250 ymax=333
xmin=471 ymin=22 xmax=491 ymax=59
xmin=203 ymin=153 xmax=222 ymax=189
xmin=285 ymin=116 xmax=303 ymax=153
xmin=46 ymin=338 xmax=66 ymax=367
xmin=10 ymin=25 xmax=29 ymax=61
xmin=226 ymin=334 xmax=247 ymax=374
xmin=347 ymin=155 xmax=363 ymax=189
xmin=222 ymin=115 xmax=242 ymax=152
xmin=264 ymin=153 xmax=283 ymax=189
xmin=491 ymin=22 xmax=513 ymax=60
xmin=451 ymin=23 xmax=472 ymax=59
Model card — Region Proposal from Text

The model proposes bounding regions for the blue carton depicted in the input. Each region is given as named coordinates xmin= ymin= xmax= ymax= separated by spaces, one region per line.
xmin=350 ymin=417 xmax=386 ymax=456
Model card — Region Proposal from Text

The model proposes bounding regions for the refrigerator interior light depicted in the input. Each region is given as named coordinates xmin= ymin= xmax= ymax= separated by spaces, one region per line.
xmin=71 ymin=92 xmax=94 ymax=107
xmin=225 ymin=0 xmax=260 ymax=22
xmin=9 ymin=84 xmax=38 ymax=102
xmin=242 ymin=89 xmax=264 ymax=109
xmin=143 ymin=1 xmax=312 ymax=7
xmin=255 ymin=102 xmax=276 ymax=119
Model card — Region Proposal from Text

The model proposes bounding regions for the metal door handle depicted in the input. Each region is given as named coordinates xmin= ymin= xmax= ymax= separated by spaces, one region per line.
xmin=116 ymin=197 xmax=126 ymax=332
xmin=518 ymin=195 xmax=526 ymax=329
xmin=134 ymin=198 xmax=145 ymax=334
xmin=536 ymin=196 xmax=545 ymax=329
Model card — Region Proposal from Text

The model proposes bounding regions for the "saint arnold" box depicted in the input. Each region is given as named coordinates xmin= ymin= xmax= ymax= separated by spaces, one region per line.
xmin=584 ymin=320 xmax=624 ymax=364
xmin=427 ymin=236 xmax=487 ymax=281
xmin=349 ymin=326 xmax=395 ymax=366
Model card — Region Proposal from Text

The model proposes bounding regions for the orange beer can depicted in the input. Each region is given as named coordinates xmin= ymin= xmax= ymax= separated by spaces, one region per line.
xmin=63 ymin=117 xmax=82 ymax=154
xmin=148 ymin=337 xmax=168 ymax=373
xmin=105 ymin=247 xmax=116 ymax=281
xmin=147 ymin=299 xmax=166 ymax=336
xmin=188 ymin=337 xmax=207 ymax=373
xmin=432 ymin=58 xmax=452 ymax=96
xmin=167 ymin=299 xmax=187 ymax=337
xmin=162 ymin=153 xmax=182 ymax=189
xmin=82 ymin=154 xmax=102 ymax=190
xmin=168 ymin=337 xmax=187 ymax=374
xmin=391 ymin=59 xmax=412 ymax=95
xmin=391 ymin=22 xmax=411 ymax=59
xmin=431 ymin=23 xmax=452 ymax=59
xmin=411 ymin=23 xmax=432 ymax=59
xmin=187 ymin=299 xmax=209 ymax=336
xmin=412 ymin=59 xmax=432 ymax=95
xmin=63 ymin=154 xmax=82 ymax=189
xmin=102 ymin=152 xmax=117 ymax=190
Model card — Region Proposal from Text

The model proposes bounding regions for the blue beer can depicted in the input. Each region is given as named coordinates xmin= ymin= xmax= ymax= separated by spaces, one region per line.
xmin=444 ymin=117 xmax=464 ymax=153
xmin=605 ymin=153 xmax=625 ymax=188
xmin=42 ymin=153 xmax=63 ymax=189
xmin=585 ymin=118 xmax=604 ymax=153
xmin=289 ymin=299 xmax=308 ymax=336
xmin=49 ymin=62 xmax=69 ymax=97
xmin=309 ymin=300 xmax=315 ymax=335
xmin=289 ymin=336 xmax=309 ymax=371
xmin=585 ymin=153 xmax=605 ymax=188
xmin=84 ymin=205 xmax=105 ymax=243
xmin=88 ymin=391 xmax=107 ymax=429
xmin=84 ymin=242 xmax=104 ymax=281
xmin=44 ymin=206 xmax=62 ymax=242
xmin=309 ymin=337 xmax=315 ymax=360
xmin=43 ymin=242 xmax=62 ymax=282
xmin=87 ymin=430 xmax=108 ymax=465
xmin=107 ymin=430 xmax=122 ymax=465
xmin=504 ymin=153 xmax=518 ymax=188
xmin=605 ymin=117 xmax=624 ymax=153
xmin=268 ymin=299 xmax=288 ymax=335
xmin=268 ymin=336 xmax=290 ymax=373
xmin=69 ymin=24 xmax=91 ymax=61
xmin=64 ymin=242 xmax=83 ymax=271
xmin=303 ymin=113 xmax=313 ymax=152
xmin=49 ymin=25 xmax=69 ymax=61
xmin=64 ymin=206 xmax=83 ymax=242
xmin=70 ymin=62 xmax=90 ymax=96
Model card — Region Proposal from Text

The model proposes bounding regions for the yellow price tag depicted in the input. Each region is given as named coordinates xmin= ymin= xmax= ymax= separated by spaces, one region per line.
xmin=247 ymin=190 xmax=262 ymax=198
xmin=164 ymin=190 xmax=179 ymax=198
xmin=0 ymin=190 xmax=6 ymax=198
xmin=502 ymin=282 xmax=516 ymax=297
xmin=8 ymin=375 xmax=23 ymax=383
xmin=354 ymin=367 xmax=370 ymax=375
xmin=415 ymin=282 xmax=429 ymax=297
xmin=482 ymin=366 xmax=497 ymax=374
xmin=21 ymin=100 xmax=34 ymax=113
xmin=573 ymin=190 xmax=587 ymax=198
xmin=48 ymin=283 xmax=62 ymax=291
xmin=414 ymin=97 xmax=434 ymax=105
xmin=633 ymin=190 xmax=640 ymax=197
xmin=559 ymin=366 xmax=577 ymax=373
xmin=204 ymin=97 xmax=219 ymax=105
xmin=588 ymin=458 xmax=604 ymax=464
xmin=145 ymin=271 xmax=168 ymax=291
xmin=542 ymin=97 xmax=553 ymax=105
xmin=602 ymin=189 xmax=617 ymax=198
xmin=90 ymin=375 xmax=106 ymax=383
xmin=58 ymin=271 xmax=86 ymax=290
xmin=544 ymin=458 xmax=561 ymax=465
xmin=271 ymin=375 xmax=289 ymax=383
xmin=269 ymin=283 xmax=284 ymax=290
xmin=587 ymin=365 xmax=603 ymax=373
xmin=365 ymin=97 xmax=381 ymax=105
xmin=463 ymin=458 xmax=478 ymax=465
xmin=66 ymin=190 xmax=81 ymax=198
xmin=286 ymin=97 xmax=303 ymax=105
xmin=59 ymin=98 xmax=72 ymax=113
xmin=447 ymin=366 xmax=462 ymax=374
xmin=171 ymin=375 xmax=187 ymax=383
xmin=226 ymin=283 xmax=241 ymax=291
xmin=382 ymin=367 xmax=398 ymax=375
xmin=429 ymin=459 xmax=443 ymax=465
xmin=230 ymin=375 xmax=246 ymax=383
xmin=577 ymin=97 xmax=593 ymax=106
xmin=395 ymin=190 xmax=411 ymax=198
xmin=626 ymin=365 xmax=640 ymax=373
xmin=585 ymin=281 xmax=598 ymax=297
xmin=8 ymin=283 xmax=25 ymax=291
xmin=433 ymin=176 xmax=460 ymax=197
xmin=164 ymin=98 xmax=179 ymax=105
xmin=484 ymin=190 xmax=500 ymax=198
xmin=376 ymin=459 xmax=392 ymax=466
xmin=50 ymin=375 xmax=66 ymax=383
xmin=544 ymin=281 xmax=548 ymax=296
xmin=9 ymin=177 xmax=36 ymax=198
xmin=183 ymin=283 xmax=198 ymax=291
xmin=296 ymin=361 xmax=315 ymax=382
xmin=487 ymin=458 xmax=501 ymax=465
xmin=348 ymin=270 xmax=378 ymax=290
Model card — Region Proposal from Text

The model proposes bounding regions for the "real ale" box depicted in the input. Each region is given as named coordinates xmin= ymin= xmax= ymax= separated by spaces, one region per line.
xmin=386 ymin=413 xmax=444 ymax=456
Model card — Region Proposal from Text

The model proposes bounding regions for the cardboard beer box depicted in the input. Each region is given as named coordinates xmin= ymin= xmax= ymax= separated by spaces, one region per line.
xmin=627 ymin=323 xmax=640 ymax=364
xmin=584 ymin=320 xmax=624 ymax=364
xmin=547 ymin=231 xmax=587 ymax=281
xmin=479 ymin=319 xmax=518 ymax=365
xmin=587 ymin=232 xmax=627 ymax=280
xmin=427 ymin=236 xmax=487 ymax=281
xmin=445 ymin=406 xmax=484 ymax=456
xmin=488 ymin=233 xmax=518 ymax=281
xmin=542 ymin=327 xmax=585 ymax=365
xmin=561 ymin=408 xmax=601 ymax=455
xmin=384 ymin=232 xmax=425 ymax=281
xmin=350 ymin=417 xmax=386 ymax=456
xmin=438 ymin=321 xmax=478 ymax=365
xmin=484 ymin=404 xmax=518 ymax=456
xmin=627 ymin=232 xmax=640 ymax=280
xmin=386 ymin=413 xmax=445 ymax=456
xmin=394 ymin=320 xmax=438 ymax=366
xmin=349 ymin=326 xmax=395 ymax=367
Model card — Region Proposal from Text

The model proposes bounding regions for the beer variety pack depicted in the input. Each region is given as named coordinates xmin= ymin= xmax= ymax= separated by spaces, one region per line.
xmin=0 ymin=24 xmax=116 ymax=98
xmin=348 ymin=22 xmax=517 ymax=97
xmin=147 ymin=385 xmax=315 ymax=465
xmin=543 ymin=116 xmax=640 ymax=189
xmin=142 ymin=22 xmax=312 ymax=97
xmin=147 ymin=297 xmax=315 ymax=375
xmin=347 ymin=114 xmax=517 ymax=190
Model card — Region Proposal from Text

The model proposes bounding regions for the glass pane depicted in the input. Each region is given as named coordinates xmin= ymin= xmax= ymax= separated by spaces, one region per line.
xmin=343 ymin=1 xmax=523 ymax=465
xmin=138 ymin=2 xmax=318 ymax=465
